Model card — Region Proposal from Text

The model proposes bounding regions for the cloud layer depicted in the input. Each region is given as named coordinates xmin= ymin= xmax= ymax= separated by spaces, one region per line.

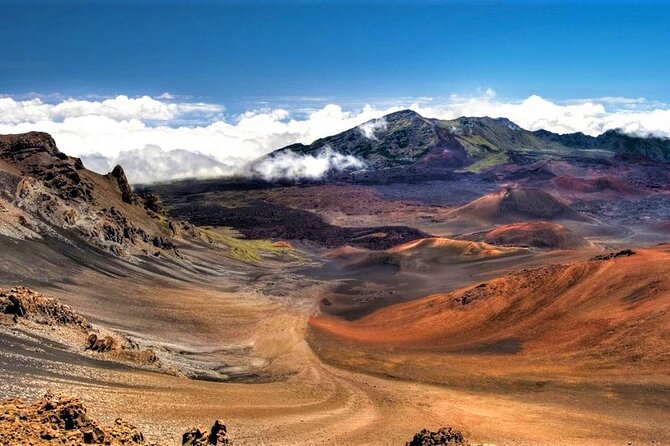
xmin=81 ymin=145 xmax=239 ymax=184
xmin=1 ymin=91 xmax=670 ymax=183
xmin=246 ymin=146 xmax=365 ymax=181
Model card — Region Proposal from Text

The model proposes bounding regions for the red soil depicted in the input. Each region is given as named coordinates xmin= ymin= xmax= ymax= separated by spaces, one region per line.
xmin=483 ymin=221 xmax=590 ymax=249
xmin=449 ymin=187 xmax=584 ymax=223
xmin=271 ymin=241 xmax=294 ymax=249
xmin=310 ymin=245 xmax=670 ymax=369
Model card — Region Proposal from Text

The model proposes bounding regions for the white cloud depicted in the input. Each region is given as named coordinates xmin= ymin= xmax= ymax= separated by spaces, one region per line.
xmin=1 ymin=91 xmax=670 ymax=183
xmin=81 ymin=145 xmax=240 ymax=184
xmin=358 ymin=117 xmax=388 ymax=141
xmin=245 ymin=146 xmax=365 ymax=181
xmin=407 ymin=91 xmax=670 ymax=137
xmin=0 ymin=95 xmax=223 ymax=125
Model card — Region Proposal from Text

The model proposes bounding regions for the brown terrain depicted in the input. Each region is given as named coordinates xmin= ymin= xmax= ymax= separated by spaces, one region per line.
xmin=479 ymin=221 xmax=591 ymax=249
xmin=1 ymin=129 xmax=669 ymax=446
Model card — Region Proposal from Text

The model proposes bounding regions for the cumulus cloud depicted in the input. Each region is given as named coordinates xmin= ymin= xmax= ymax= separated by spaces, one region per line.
xmin=81 ymin=145 xmax=239 ymax=184
xmin=0 ymin=95 xmax=223 ymax=124
xmin=1 ymin=91 xmax=670 ymax=183
xmin=246 ymin=146 xmax=365 ymax=181
xmin=358 ymin=117 xmax=388 ymax=141
xmin=407 ymin=91 xmax=670 ymax=137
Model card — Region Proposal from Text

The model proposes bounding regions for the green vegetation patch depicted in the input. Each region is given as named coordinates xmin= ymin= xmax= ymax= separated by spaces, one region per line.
xmin=465 ymin=151 xmax=509 ymax=172
xmin=197 ymin=227 xmax=304 ymax=264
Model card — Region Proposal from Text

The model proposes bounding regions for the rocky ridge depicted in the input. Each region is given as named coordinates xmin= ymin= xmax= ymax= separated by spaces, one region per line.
xmin=1 ymin=286 xmax=159 ymax=367
xmin=0 ymin=132 xmax=194 ymax=259
xmin=0 ymin=392 xmax=233 ymax=445
xmin=0 ymin=392 xmax=150 ymax=445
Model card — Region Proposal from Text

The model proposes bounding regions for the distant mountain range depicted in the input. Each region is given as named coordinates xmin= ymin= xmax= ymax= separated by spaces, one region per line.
xmin=268 ymin=109 xmax=670 ymax=174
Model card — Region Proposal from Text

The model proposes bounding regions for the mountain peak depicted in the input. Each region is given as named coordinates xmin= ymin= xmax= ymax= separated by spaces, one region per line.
xmin=109 ymin=164 xmax=137 ymax=204
xmin=454 ymin=116 xmax=522 ymax=130
xmin=383 ymin=109 xmax=424 ymax=121
xmin=0 ymin=131 xmax=61 ymax=158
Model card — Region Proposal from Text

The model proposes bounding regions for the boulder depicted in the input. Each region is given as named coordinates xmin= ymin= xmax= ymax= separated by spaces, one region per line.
xmin=405 ymin=427 xmax=468 ymax=446
xmin=182 ymin=420 xmax=231 ymax=445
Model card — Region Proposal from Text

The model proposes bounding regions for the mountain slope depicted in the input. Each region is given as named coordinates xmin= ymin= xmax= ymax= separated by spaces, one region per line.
xmin=310 ymin=245 xmax=670 ymax=369
xmin=266 ymin=110 xmax=670 ymax=174
xmin=534 ymin=129 xmax=670 ymax=162
xmin=0 ymin=132 xmax=189 ymax=259
xmin=481 ymin=221 xmax=591 ymax=249
xmin=448 ymin=187 xmax=586 ymax=224
xmin=275 ymin=110 xmax=453 ymax=169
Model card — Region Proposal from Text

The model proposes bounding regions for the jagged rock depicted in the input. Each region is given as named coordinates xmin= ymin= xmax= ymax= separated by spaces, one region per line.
xmin=182 ymin=426 xmax=208 ymax=446
xmin=110 ymin=165 xmax=139 ymax=204
xmin=153 ymin=235 xmax=175 ymax=250
xmin=1 ymin=132 xmax=184 ymax=259
xmin=1 ymin=286 xmax=160 ymax=367
xmin=208 ymin=420 xmax=230 ymax=445
xmin=182 ymin=420 xmax=231 ymax=445
xmin=86 ymin=333 xmax=118 ymax=352
xmin=590 ymin=249 xmax=636 ymax=261
xmin=0 ymin=392 xmax=149 ymax=445
xmin=0 ymin=131 xmax=94 ymax=201
xmin=405 ymin=427 xmax=468 ymax=446
xmin=142 ymin=192 xmax=165 ymax=215
xmin=0 ymin=286 xmax=90 ymax=328
xmin=169 ymin=220 xmax=180 ymax=236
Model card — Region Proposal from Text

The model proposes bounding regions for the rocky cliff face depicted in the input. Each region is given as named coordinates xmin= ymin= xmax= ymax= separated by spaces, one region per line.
xmin=0 ymin=132 xmax=94 ymax=201
xmin=0 ymin=131 xmax=191 ymax=259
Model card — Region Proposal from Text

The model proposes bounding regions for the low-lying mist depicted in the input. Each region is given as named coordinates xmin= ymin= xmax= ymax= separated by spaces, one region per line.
xmin=244 ymin=146 xmax=365 ymax=182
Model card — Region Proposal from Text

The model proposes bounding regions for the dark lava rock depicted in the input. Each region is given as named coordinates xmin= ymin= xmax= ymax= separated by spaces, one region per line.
xmin=208 ymin=420 xmax=230 ymax=445
xmin=183 ymin=419 xmax=231 ymax=445
xmin=142 ymin=192 xmax=166 ymax=214
xmin=110 ymin=164 xmax=139 ymax=204
xmin=0 ymin=131 xmax=94 ymax=201
xmin=152 ymin=235 xmax=175 ymax=250
xmin=172 ymin=200 xmax=426 ymax=250
xmin=405 ymin=427 xmax=468 ymax=446
xmin=86 ymin=333 xmax=117 ymax=353
xmin=590 ymin=249 xmax=636 ymax=261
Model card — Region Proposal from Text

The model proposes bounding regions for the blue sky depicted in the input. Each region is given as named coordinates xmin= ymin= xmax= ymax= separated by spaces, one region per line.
xmin=2 ymin=0 xmax=670 ymax=112
xmin=2 ymin=0 xmax=670 ymax=183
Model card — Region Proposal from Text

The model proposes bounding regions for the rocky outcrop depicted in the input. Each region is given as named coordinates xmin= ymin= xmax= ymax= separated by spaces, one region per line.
xmin=86 ymin=333 xmax=119 ymax=353
xmin=405 ymin=427 xmax=468 ymax=446
xmin=0 ymin=132 xmax=184 ymax=259
xmin=0 ymin=131 xmax=93 ymax=202
xmin=0 ymin=286 xmax=90 ymax=328
xmin=590 ymin=249 xmax=636 ymax=261
xmin=110 ymin=164 xmax=139 ymax=204
xmin=0 ymin=392 xmax=149 ymax=445
xmin=0 ymin=392 xmax=236 ymax=446
xmin=1 ymin=286 xmax=159 ymax=366
xmin=142 ymin=192 xmax=166 ymax=215
xmin=182 ymin=420 xmax=231 ymax=446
